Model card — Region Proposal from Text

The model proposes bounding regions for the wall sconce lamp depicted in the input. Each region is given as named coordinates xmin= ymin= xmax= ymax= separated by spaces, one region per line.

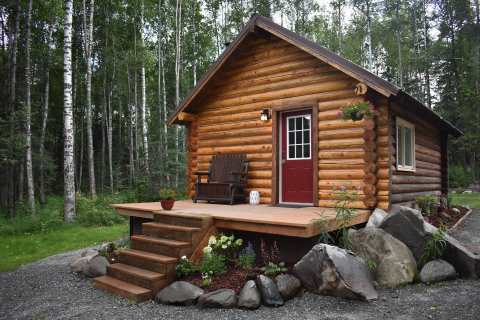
xmin=260 ymin=109 xmax=271 ymax=122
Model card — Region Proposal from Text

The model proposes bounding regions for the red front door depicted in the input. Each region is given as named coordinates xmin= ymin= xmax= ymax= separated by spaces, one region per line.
xmin=281 ymin=110 xmax=313 ymax=204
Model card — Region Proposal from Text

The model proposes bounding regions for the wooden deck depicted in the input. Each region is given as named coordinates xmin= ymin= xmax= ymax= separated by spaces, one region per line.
xmin=113 ymin=200 xmax=371 ymax=238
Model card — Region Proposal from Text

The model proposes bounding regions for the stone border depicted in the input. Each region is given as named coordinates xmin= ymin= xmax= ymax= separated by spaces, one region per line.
xmin=449 ymin=207 xmax=473 ymax=231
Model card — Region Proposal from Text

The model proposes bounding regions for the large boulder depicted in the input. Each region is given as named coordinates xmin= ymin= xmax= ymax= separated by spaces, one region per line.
xmin=238 ymin=280 xmax=261 ymax=309
xmin=420 ymin=259 xmax=457 ymax=283
xmin=275 ymin=274 xmax=301 ymax=300
xmin=366 ymin=208 xmax=388 ymax=228
xmin=155 ymin=281 xmax=204 ymax=305
xmin=71 ymin=253 xmax=108 ymax=277
xmin=256 ymin=275 xmax=284 ymax=307
xmin=379 ymin=206 xmax=427 ymax=261
xmin=83 ymin=255 xmax=109 ymax=277
xmin=197 ymin=289 xmax=237 ymax=308
xmin=349 ymin=228 xmax=417 ymax=287
xmin=380 ymin=206 xmax=480 ymax=278
xmin=293 ymin=244 xmax=377 ymax=301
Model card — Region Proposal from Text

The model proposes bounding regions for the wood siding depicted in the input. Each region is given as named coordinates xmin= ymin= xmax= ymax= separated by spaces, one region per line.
xmin=375 ymin=98 xmax=390 ymax=210
xmin=390 ymin=104 xmax=443 ymax=205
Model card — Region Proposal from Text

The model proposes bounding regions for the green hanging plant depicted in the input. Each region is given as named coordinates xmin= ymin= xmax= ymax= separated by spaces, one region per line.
xmin=339 ymin=102 xmax=377 ymax=122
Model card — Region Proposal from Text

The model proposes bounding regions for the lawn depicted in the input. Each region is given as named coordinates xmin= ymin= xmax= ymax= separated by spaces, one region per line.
xmin=450 ymin=192 xmax=480 ymax=209
xmin=0 ymin=223 xmax=128 ymax=272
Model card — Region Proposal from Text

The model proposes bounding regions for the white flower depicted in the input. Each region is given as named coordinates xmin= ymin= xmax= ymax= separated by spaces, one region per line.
xmin=208 ymin=236 xmax=216 ymax=245
xmin=221 ymin=244 xmax=227 ymax=249
xmin=220 ymin=235 xmax=228 ymax=242
xmin=181 ymin=255 xmax=187 ymax=260
xmin=203 ymin=246 xmax=212 ymax=254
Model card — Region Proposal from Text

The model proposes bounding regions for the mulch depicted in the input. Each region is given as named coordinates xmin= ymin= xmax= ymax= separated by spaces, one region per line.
xmin=183 ymin=268 xmax=253 ymax=294
xmin=425 ymin=205 xmax=470 ymax=229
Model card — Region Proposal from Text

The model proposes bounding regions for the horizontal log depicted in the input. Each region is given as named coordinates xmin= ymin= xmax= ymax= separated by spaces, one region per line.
xmin=247 ymin=179 xmax=272 ymax=188
xmin=198 ymin=120 xmax=270 ymax=134
xmin=318 ymin=127 xmax=366 ymax=140
xmin=207 ymin=79 xmax=355 ymax=110
xmin=377 ymin=168 xmax=389 ymax=179
xmin=318 ymin=118 xmax=374 ymax=131
xmin=391 ymin=183 xmax=441 ymax=194
xmin=319 ymin=150 xmax=375 ymax=162
xmin=319 ymin=179 xmax=364 ymax=189
xmin=390 ymin=190 xmax=441 ymax=203
xmin=318 ymin=109 xmax=342 ymax=121
xmin=377 ymin=126 xmax=389 ymax=136
xmin=416 ymin=144 xmax=441 ymax=158
xmin=200 ymin=88 xmax=356 ymax=117
xmin=197 ymin=144 xmax=272 ymax=155
xmin=377 ymin=202 xmax=389 ymax=210
xmin=376 ymin=180 xmax=389 ymax=190
xmin=319 ymin=169 xmax=366 ymax=180
xmin=392 ymin=166 xmax=441 ymax=177
xmin=391 ymin=175 xmax=441 ymax=184
xmin=416 ymin=160 xmax=441 ymax=170
xmin=319 ymin=138 xmax=366 ymax=150
xmin=198 ymin=135 xmax=272 ymax=148
xmin=177 ymin=112 xmax=196 ymax=122
xmin=248 ymin=161 xmax=272 ymax=170
xmin=415 ymin=152 xmax=441 ymax=165
xmin=248 ymin=170 xmax=272 ymax=179
xmin=213 ymin=72 xmax=348 ymax=101
xmin=199 ymin=126 xmax=271 ymax=140
xmin=318 ymin=162 xmax=376 ymax=172
xmin=317 ymin=97 xmax=365 ymax=111
xmin=318 ymin=200 xmax=369 ymax=209
xmin=245 ymin=188 xmax=271 ymax=198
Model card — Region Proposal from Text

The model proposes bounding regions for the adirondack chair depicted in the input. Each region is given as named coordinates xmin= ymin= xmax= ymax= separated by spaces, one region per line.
xmin=193 ymin=153 xmax=249 ymax=205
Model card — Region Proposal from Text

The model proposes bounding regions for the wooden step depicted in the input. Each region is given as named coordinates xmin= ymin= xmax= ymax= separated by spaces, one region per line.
xmin=142 ymin=222 xmax=200 ymax=242
xmin=130 ymin=235 xmax=191 ymax=257
xmin=119 ymin=249 xmax=177 ymax=273
xmin=94 ymin=275 xmax=152 ymax=302
xmin=107 ymin=263 xmax=169 ymax=292
xmin=152 ymin=211 xmax=213 ymax=228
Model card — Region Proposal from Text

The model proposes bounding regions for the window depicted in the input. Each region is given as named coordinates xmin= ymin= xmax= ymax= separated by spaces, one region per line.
xmin=396 ymin=117 xmax=415 ymax=171
xmin=287 ymin=114 xmax=311 ymax=160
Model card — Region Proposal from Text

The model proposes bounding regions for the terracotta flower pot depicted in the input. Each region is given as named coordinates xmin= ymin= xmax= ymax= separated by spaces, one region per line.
xmin=160 ymin=199 xmax=175 ymax=210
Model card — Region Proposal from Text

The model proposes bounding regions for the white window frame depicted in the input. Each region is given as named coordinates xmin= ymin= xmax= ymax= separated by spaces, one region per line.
xmin=396 ymin=117 xmax=416 ymax=172
xmin=286 ymin=114 xmax=312 ymax=160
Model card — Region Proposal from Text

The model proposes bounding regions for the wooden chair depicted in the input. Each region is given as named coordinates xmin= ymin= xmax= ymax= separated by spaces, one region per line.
xmin=193 ymin=153 xmax=249 ymax=205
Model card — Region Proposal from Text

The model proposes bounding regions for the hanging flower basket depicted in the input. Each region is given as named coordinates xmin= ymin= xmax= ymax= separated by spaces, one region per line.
xmin=339 ymin=102 xmax=377 ymax=122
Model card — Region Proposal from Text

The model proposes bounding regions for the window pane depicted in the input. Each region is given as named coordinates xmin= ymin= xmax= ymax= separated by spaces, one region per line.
xmin=288 ymin=118 xmax=295 ymax=131
xmin=288 ymin=132 xmax=295 ymax=145
xmin=296 ymin=117 xmax=302 ymax=130
xmin=296 ymin=131 xmax=302 ymax=144
xmin=303 ymin=144 xmax=310 ymax=158
xmin=405 ymin=127 xmax=413 ymax=166
xmin=288 ymin=146 xmax=295 ymax=159
xmin=303 ymin=130 xmax=310 ymax=143
xmin=398 ymin=126 xmax=405 ymax=166
xmin=303 ymin=117 xmax=310 ymax=129
xmin=296 ymin=145 xmax=302 ymax=158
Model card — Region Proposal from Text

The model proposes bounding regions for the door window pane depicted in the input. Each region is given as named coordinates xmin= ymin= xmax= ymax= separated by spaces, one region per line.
xmin=296 ymin=131 xmax=302 ymax=144
xmin=396 ymin=118 xmax=415 ymax=170
xmin=288 ymin=118 xmax=295 ymax=131
xmin=303 ymin=130 xmax=310 ymax=143
xmin=289 ymin=146 xmax=295 ymax=158
xmin=405 ymin=127 xmax=412 ymax=166
xmin=296 ymin=117 xmax=303 ymax=130
xmin=303 ymin=144 xmax=310 ymax=158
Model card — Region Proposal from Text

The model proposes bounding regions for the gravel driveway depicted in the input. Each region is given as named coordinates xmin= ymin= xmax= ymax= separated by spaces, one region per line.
xmin=1 ymin=248 xmax=479 ymax=320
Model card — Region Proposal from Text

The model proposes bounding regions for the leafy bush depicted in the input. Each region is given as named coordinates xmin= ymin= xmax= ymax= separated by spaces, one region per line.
xmin=134 ymin=179 xmax=158 ymax=202
xmin=203 ymin=234 xmax=243 ymax=261
xmin=200 ymin=253 xmax=227 ymax=276
xmin=449 ymin=165 xmax=473 ymax=189
xmin=415 ymin=195 xmax=438 ymax=216
xmin=236 ymin=242 xmax=256 ymax=270
xmin=176 ymin=256 xmax=198 ymax=278
xmin=261 ymin=262 xmax=287 ymax=277
xmin=76 ymin=194 xmax=126 ymax=226
xmin=334 ymin=187 xmax=357 ymax=249
xmin=420 ymin=227 xmax=447 ymax=267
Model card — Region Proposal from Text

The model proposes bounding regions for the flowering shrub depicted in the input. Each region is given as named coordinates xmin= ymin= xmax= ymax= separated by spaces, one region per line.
xmin=200 ymin=253 xmax=227 ymax=276
xmin=203 ymin=234 xmax=243 ymax=261
xmin=175 ymin=256 xmax=198 ymax=278
xmin=236 ymin=242 xmax=256 ymax=270
xmin=261 ymin=262 xmax=287 ymax=277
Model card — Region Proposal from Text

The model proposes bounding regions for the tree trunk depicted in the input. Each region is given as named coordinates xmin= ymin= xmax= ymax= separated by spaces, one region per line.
xmin=395 ymin=0 xmax=403 ymax=88
xmin=140 ymin=0 xmax=150 ymax=178
xmin=107 ymin=52 xmax=115 ymax=193
xmin=127 ymin=64 xmax=135 ymax=186
xmin=83 ymin=0 xmax=96 ymax=198
xmin=133 ymin=21 xmax=140 ymax=176
xmin=422 ymin=0 xmax=432 ymax=108
xmin=39 ymin=27 xmax=53 ymax=206
xmin=8 ymin=0 xmax=20 ymax=215
xmin=64 ymin=0 xmax=76 ymax=222
xmin=175 ymin=0 xmax=183 ymax=188
xmin=25 ymin=0 xmax=35 ymax=214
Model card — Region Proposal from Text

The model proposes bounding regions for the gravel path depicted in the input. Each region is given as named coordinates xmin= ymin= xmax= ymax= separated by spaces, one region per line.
xmin=1 ymin=248 xmax=480 ymax=320
xmin=449 ymin=209 xmax=480 ymax=255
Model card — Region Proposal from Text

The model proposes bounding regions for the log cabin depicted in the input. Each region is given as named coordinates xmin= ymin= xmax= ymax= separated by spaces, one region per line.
xmin=169 ymin=15 xmax=462 ymax=210
xmin=96 ymin=15 xmax=462 ymax=301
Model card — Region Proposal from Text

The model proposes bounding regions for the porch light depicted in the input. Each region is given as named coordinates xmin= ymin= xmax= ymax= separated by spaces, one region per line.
xmin=260 ymin=109 xmax=271 ymax=122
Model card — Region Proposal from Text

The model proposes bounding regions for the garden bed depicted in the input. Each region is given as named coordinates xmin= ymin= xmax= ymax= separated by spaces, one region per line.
xmin=425 ymin=205 xmax=471 ymax=229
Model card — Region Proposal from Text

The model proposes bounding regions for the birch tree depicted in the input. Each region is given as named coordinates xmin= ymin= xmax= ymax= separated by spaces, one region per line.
xmin=158 ymin=0 xmax=168 ymax=183
xmin=175 ymin=0 xmax=183 ymax=188
xmin=39 ymin=26 xmax=54 ymax=206
xmin=140 ymin=0 xmax=150 ymax=178
xmin=83 ymin=0 xmax=96 ymax=198
xmin=25 ymin=0 xmax=35 ymax=214
xmin=63 ymin=0 xmax=76 ymax=222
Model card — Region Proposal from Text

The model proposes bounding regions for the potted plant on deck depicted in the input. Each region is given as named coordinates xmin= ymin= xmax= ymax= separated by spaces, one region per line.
xmin=159 ymin=188 xmax=176 ymax=210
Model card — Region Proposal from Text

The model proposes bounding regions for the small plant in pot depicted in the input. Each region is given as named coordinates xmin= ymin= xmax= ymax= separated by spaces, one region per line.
xmin=339 ymin=101 xmax=377 ymax=122
xmin=159 ymin=188 xmax=176 ymax=210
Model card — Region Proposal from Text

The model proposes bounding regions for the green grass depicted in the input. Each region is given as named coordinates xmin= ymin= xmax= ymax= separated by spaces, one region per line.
xmin=450 ymin=192 xmax=480 ymax=209
xmin=0 ymin=223 xmax=128 ymax=272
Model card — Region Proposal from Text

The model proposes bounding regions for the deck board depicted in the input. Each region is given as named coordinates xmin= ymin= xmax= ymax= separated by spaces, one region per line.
xmin=112 ymin=200 xmax=371 ymax=238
